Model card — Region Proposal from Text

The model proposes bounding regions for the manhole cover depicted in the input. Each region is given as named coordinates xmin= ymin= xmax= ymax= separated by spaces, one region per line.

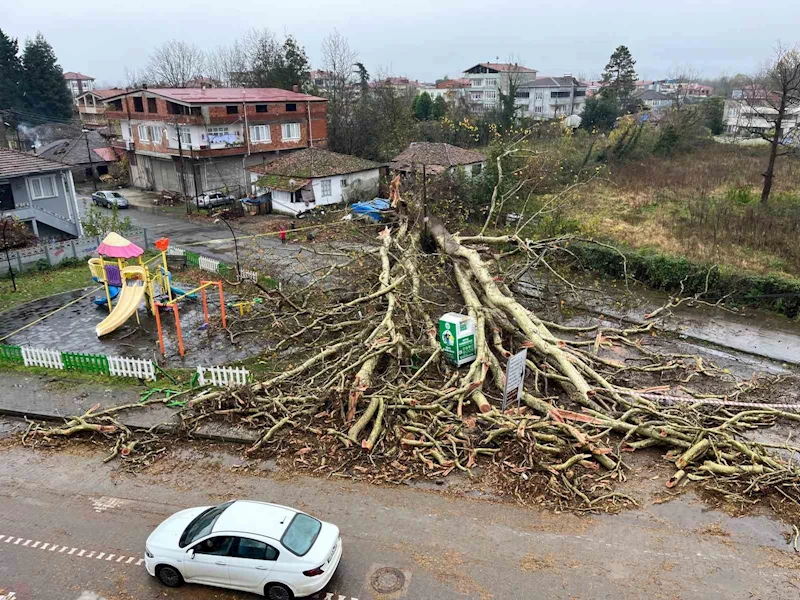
xmin=370 ymin=567 xmax=406 ymax=593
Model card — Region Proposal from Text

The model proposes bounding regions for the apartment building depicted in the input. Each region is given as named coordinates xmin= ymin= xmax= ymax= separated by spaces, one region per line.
xmin=724 ymin=99 xmax=800 ymax=136
xmin=63 ymin=72 xmax=95 ymax=98
xmin=515 ymin=76 xmax=587 ymax=120
xmin=463 ymin=63 xmax=537 ymax=113
xmin=75 ymin=89 xmax=123 ymax=129
xmin=103 ymin=87 xmax=327 ymax=197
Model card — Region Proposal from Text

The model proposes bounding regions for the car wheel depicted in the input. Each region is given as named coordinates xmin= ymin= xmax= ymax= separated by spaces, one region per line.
xmin=156 ymin=565 xmax=184 ymax=588
xmin=264 ymin=583 xmax=293 ymax=600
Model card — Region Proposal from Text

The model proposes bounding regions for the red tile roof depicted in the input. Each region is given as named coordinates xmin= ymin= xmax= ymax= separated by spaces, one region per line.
xmin=63 ymin=71 xmax=94 ymax=81
xmin=77 ymin=88 xmax=125 ymax=100
xmin=105 ymin=87 xmax=326 ymax=104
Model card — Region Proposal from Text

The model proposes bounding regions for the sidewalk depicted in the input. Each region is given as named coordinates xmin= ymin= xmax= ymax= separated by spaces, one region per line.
xmin=0 ymin=372 xmax=257 ymax=444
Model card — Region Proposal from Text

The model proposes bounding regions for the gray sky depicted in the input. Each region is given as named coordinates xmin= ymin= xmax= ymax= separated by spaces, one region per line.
xmin=3 ymin=0 xmax=798 ymax=85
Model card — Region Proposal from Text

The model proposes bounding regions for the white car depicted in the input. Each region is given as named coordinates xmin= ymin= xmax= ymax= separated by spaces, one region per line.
xmin=145 ymin=500 xmax=342 ymax=599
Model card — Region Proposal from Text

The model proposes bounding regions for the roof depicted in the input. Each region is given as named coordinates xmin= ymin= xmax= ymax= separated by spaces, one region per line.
xmin=36 ymin=130 xmax=119 ymax=166
xmin=0 ymin=149 xmax=69 ymax=179
xmin=521 ymin=76 xmax=584 ymax=89
xmin=465 ymin=63 xmax=537 ymax=74
xmin=248 ymin=148 xmax=381 ymax=179
xmin=636 ymin=89 xmax=671 ymax=101
xmin=436 ymin=79 xmax=471 ymax=89
xmin=105 ymin=87 xmax=326 ymax=104
xmin=391 ymin=142 xmax=485 ymax=169
xmin=213 ymin=501 xmax=296 ymax=540
xmin=63 ymin=72 xmax=94 ymax=81
xmin=255 ymin=175 xmax=311 ymax=192
xmin=77 ymin=88 xmax=124 ymax=101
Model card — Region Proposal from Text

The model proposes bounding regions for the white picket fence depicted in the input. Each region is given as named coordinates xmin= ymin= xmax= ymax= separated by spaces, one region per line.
xmin=196 ymin=365 xmax=250 ymax=387
xmin=167 ymin=245 xmax=186 ymax=256
xmin=108 ymin=356 xmax=156 ymax=381
xmin=199 ymin=255 xmax=220 ymax=274
xmin=240 ymin=268 xmax=259 ymax=284
xmin=21 ymin=347 xmax=64 ymax=370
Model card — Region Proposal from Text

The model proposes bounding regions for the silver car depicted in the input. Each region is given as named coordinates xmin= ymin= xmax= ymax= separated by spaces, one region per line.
xmin=195 ymin=192 xmax=235 ymax=209
xmin=92 ymin=191 xmax=129 ymax=208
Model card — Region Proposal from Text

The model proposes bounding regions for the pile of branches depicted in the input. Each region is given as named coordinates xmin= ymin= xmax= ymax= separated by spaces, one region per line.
xmin=22 ymin=197 xmax=800 ymax=513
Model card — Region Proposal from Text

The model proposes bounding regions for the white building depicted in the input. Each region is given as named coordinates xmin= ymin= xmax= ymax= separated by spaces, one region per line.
xmin=515 ymin=76 xmax=587 ymax=120
xmin=724 ymin=100 xmax=800 ymax=137
xmin=249 ymin=148 xmax=381 ymax=216
xmin=463 ymin=63 xmax=538 ymax=114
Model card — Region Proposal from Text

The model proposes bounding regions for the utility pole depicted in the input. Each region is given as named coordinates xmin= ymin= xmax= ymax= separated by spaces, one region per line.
xmin=82 ymin=129 xmax=98 ymax=192
xmin=175 ymin=120 xmax=191 ymax=212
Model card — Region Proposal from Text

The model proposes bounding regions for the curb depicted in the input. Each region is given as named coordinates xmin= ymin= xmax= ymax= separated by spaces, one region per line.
xmin=0 ymin=406 xmax=257 ymax=445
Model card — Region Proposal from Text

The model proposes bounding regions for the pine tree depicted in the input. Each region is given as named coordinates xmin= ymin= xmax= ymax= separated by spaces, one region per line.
xmin=279 ymin=35 xmax=310 ymax=90
xmin=414 ymin=91 xmax=432 ymax=120
xmin=431 ymin=95 xmax=447 ymax=120
xmin=0 ymin=29 xmax=22 ymax=111
xmin=600 ymin=45 xmax=638 ymax=109
xmin=21 ymin=33 xmax=73 ymax=120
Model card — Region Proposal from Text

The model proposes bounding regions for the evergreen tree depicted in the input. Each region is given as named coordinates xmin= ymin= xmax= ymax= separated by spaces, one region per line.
xmin=431 ymin=95 xmax=446 ymax=120
xmin=0 ymin=29 xmax=22 ymax=111
xmin=702 ymin=96 xmax=725 ymax=135
xmin=580 ymin=94 xmax=620 ymax=132
xmin=414 ymin=91 xmax=432 ymax=120
xmin=600 ymin=45 xmax=638 ymax=109
xmin=278 ymin=35 xmax=310 ymax=90
xmin=21 ymin=33 xmax=73 ymax=120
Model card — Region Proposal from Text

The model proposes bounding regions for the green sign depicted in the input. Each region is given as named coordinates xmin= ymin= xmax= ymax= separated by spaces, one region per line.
xmin=438 ymin=313 xmax=477 ymax=367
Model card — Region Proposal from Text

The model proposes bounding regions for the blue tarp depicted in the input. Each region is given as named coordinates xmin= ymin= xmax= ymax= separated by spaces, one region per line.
xmin=350 ymin=198 xmax=390 ymax=222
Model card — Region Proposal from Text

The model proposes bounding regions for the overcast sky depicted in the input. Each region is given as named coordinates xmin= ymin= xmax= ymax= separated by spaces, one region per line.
xmin=3 ymin=0 xmax=798 ymax=85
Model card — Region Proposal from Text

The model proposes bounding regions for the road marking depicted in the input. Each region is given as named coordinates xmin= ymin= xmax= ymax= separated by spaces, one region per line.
xmin=60 ymin=546 xmax=68 ymax=553
xmin=13 ymin=538 xmax=23 ymax=544
xmin=78 ymin=549 xmax=86 ymax=557
xmin=69 ymin=548 xmax=77 ymax=555
xmin=126 ymin=557 xmax=135 ymax=564
xmin=39 ymin=543 xmax=48 ymax=550
xmin=32 ymin=541 xmax=41 ymax=548
xmin=23 ymin=540 xmax=32 ymax=547
xmin=96 ymin=552 xmax=105 ymax=560
xmin=90 ymin=496 xmax=126 ymax=513
xmin=105 ymin=554 xmax=115 ymax=561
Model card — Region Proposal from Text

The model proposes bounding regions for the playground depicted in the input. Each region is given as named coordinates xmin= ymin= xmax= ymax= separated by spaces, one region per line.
xmin=0 ymin=233 xmax=266 ymax=367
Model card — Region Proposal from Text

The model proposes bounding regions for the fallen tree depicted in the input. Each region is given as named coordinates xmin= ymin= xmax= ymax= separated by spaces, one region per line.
xmin=22 ymin=172 xmax=800 ymax=514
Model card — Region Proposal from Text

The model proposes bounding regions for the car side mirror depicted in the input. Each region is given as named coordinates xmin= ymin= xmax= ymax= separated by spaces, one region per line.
xmin=188 ymin=549 xmax=195 ymax=560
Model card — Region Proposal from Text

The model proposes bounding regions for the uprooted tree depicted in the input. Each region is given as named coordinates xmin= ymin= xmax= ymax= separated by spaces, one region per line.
xmin=24 ymin=139 xmax=800 ymax=514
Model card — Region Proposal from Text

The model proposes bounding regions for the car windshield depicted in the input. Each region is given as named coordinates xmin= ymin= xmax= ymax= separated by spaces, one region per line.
xmin=281 ymin=513 xmax=321 ymax=556
xmin=179 ymin=501 xmax=234 ymax=548
xmin=111 ymin=192 xmax=123 ymax=198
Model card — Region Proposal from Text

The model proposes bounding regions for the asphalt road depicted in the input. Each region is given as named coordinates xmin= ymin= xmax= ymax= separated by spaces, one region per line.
xmin=0 ymin=439 xmax=797 ymax=600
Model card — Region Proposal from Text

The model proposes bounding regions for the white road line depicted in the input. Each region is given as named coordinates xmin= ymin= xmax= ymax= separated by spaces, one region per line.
xmin=48 ymin=545 xmax=58 ymax=552
xmin=78 ymin=549 xmax=86 ymax=557
xmin=126 ymin=557 xmax=135 ymax=564
xmin=3 ymin=537 xmax=12 ymax=543
xmin=69 ymin=548 xmax=77 ymax=555
xmin=13 ymin=538 xmax=23 ymax=544
xmin=136 ymin=559 xmax=144 ymax=566
xmin=59 ymin=546 xmax=68 ymax=553
xmin=105 ymin=554 xmax=115 ymax=561
xmin=23 ymin=540 xmax=32 ymax=546
xmin=32 ymin=542 xmax=41 ymax=549
xmin=96 ymin=552 xmax=105 ymax=560
xmin=116 ymin=556 xmax=125 ymax=562
xmin=86 ymin=551 xmax=95 ymax=558
xmin=39 ymin=543 xmax=48 ymax=550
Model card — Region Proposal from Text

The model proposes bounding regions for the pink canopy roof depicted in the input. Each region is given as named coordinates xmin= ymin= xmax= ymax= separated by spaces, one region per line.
xmin=96 ymin=232 xmax=143 ymax=258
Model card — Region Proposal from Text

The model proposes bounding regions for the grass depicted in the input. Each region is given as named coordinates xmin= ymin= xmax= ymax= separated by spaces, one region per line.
xmin=0 ymin=264 xmax=91 ymax=312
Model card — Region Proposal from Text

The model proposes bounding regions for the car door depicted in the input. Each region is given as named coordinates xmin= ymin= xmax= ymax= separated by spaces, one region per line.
xmin=226 ymin=536 xmax=279 ymax=592
xmin=184 ymin=535 xmax=235 ymax=588
xmin=92 ymin=192 xmax=101 ymax=205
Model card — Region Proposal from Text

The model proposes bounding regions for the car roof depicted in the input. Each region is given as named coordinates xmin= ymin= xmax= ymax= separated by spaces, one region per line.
xmin=212 ymin=500 xmax=298 ymax=540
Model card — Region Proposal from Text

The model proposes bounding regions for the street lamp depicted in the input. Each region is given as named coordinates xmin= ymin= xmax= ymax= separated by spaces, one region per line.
xmin=214 ymin=216 xmax=241 ymax=281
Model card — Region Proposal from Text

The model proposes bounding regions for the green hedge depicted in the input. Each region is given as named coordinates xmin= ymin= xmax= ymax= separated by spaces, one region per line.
xmin=567 ymin=241 xmax=800 ymax=318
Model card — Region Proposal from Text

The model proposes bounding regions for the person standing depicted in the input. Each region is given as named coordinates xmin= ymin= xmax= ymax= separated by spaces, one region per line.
xmin=279 ymin=226 xmax=287 ymax=245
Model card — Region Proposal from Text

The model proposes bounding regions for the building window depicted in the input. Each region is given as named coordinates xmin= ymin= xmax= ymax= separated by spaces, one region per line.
xmin=133 ymin=97 xmax=144 ymax=112
xmin=534 ymin=106 xmax=543 ymax=113
xmin=281 ymin=123 xmax=300 ymax=141
xmin=206 ymin=126 xmax=229 ymax=143
xmin=484 ymin=90 xmax=497 ymax=101
xmin=138 ymin=124 xmax=149 ymax=142
xmin=147 ymin=97 xmax=157 ymax=113
xmin=471 ymin=79 xmax=483 ymax=88
xmin=178 ymin=127 xmax=192 ymax=145
xmin=472 ymin=164 xmax=482 ymax=176
xmin=226 ymin=105 xmax=239 ymax=114
xmin=28 ymin=175 xmax=57 ymax=200
xmin=150 ymin=125 xmax=162 ymax=144
xmin=471 ymin=92 xmax=483 ymax=101
xmin=256 ymin=104 xmax=268 ymax=113
xmin=515 ymin=90 xmax=530 ymax=99
xmin=285 ymin=103 xmax=297 ymax=112
xmin=551 ymin=91 xmax=571 ymax=98
xmin=341 ymin=178 xmax=348 ymax=187
xmin=320 ymin=180 xmax=332 ymax=197
xmin=109 ymin=99 xmax=122 ymax=111
xmin=535 ymin=92 xmax=543 ymax=100
xmin=249 ymin=125 xmax=271 ymax=143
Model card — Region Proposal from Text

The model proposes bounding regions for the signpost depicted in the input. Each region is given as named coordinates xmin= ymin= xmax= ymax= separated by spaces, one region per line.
xmin=502 ymin=349 xmax=528 ymax=411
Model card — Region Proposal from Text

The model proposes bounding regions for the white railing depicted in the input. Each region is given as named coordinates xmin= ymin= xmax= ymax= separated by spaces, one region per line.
xmin=108 ymin=356 xmax=155 ymax=380
xmin=21 ymin=347 xmax=64 ymax=369
xmin=196 ymin=365 xmax=250 ymax=387
xmin=167 ymin=245 xmax=186 ymax=256
xmin=240 ymin=268 xmax=258 ymax=284
xmin=199 ymin=255 xmax=220 ymax=273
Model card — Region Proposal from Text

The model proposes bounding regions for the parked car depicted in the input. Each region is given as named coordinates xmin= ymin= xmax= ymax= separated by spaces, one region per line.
xmin=145 ymin=500 xmax=342 ymax=600
xmin=194 ymin=192 xmax=235 ymax=209
xmin=91 ymin=190 xmax=129 ymax=208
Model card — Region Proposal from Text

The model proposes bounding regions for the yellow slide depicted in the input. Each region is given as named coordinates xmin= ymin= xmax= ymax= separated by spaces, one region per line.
xmin=95 ymin=266 xmax=147 ymax=337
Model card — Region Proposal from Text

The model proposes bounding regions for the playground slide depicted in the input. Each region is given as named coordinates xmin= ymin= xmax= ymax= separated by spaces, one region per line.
xmin=95 ymin=266 xmax=147 ymax=337
xmin=93 ymin=286 xmax=121 ymax=306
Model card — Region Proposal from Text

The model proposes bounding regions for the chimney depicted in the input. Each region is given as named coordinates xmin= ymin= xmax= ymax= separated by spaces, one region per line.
xmin=292 ymin=84 xmax=299 ymax=93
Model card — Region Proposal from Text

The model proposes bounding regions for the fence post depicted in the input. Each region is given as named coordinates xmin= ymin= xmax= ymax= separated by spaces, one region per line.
xmin=142 ymin=227 xmax=149 ymax=249
xmin=15 ymin=250 xmax=22 ymax=273
xmin=69 ymin=239 xmax=78 ymax=259
xmin=42 ymin=243 xmax=51 ymax=267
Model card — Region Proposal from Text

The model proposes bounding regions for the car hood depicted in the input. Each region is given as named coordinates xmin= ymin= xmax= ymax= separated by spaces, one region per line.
xmin=303 ymin=521 xmax=340 ymax=566
xmin=147 ymin=506 xmax=211 ymax=551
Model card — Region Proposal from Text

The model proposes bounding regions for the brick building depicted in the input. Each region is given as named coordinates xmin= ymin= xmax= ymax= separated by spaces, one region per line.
xmin=103 ymin=87 xmax=327 ymax=197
